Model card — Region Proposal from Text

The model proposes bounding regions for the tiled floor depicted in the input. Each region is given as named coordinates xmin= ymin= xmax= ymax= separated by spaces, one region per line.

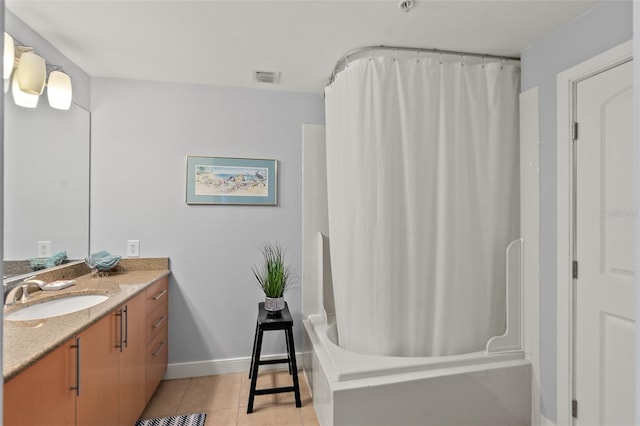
xmin=139 ymin=369 xmax=320 ymax=426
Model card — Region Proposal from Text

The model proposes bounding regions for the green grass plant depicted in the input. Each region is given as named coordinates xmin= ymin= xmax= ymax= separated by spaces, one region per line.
xmin=252 ymin=242 xmax=292 ymax=298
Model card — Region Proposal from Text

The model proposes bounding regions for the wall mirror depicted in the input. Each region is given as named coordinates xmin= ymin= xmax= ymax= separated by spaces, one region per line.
xmin=4 ymin=98 xmax=90 ymax=278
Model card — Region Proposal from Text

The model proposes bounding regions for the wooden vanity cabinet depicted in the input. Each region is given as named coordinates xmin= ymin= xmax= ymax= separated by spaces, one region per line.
xmin=145 ymin=276 xmax=169 ymax=403
xmin=4 ymin=338 xmax=76 ymax=426
xmin=4 ymin=277 xmax=166 ymax=426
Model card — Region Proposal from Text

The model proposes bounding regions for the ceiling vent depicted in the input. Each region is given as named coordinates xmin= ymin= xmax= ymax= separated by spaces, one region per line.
xmin=254 ymin=71 xmax=280 ymax=84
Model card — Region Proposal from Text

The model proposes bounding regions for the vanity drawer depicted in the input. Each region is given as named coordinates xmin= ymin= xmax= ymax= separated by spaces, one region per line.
xmin=145 ymin=323 xmax=168 ymax=402
xmin=146 ymin=298 xmax=168 ymax=344
xmin=145 ymin=277 xmax=168 ymax=313
xmin=144 ymin=276 xmax=169 ymax=404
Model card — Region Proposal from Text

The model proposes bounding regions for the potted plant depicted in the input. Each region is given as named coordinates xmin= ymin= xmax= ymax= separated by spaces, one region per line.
xmin=252 ymin=242 xmax=292 ymax=312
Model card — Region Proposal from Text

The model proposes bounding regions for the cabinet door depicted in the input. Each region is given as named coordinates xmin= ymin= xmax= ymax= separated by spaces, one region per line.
xmin=76 ymin=312 xmax=119 ymax=426
xmin=118 ymin=293 xmax=147 ymax=425
xmin=4 ymin=338 xmax=76 ymax=426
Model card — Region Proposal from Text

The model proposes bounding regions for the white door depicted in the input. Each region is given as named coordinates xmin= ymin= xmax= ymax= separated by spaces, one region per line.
xmin=574 ymin=59 xmax=635 ymax=426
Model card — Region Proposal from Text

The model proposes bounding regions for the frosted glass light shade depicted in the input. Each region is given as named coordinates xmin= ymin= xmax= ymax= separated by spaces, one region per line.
xmin=47 ymin=71 xmax=72 ymax=110
xmin=12 ymin=73 xmax=38 ymax=108
xmin=16 ymin=51 xmax=46 ymax=95
xmin=4 ymin=32 xmax=14 ymax=79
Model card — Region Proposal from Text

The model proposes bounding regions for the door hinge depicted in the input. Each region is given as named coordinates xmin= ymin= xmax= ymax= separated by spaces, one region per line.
xmin=572 ymin=398 xmax=578 ymax=418
xmin=572 ymin=121 xmax=579 ymax=141
xmin=572 ymin=261 xmax=578 ymax=279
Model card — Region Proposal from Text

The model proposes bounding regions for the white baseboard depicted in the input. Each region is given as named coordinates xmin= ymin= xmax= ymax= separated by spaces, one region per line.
xmin=165 ymin=352 xmax=304 ymax=380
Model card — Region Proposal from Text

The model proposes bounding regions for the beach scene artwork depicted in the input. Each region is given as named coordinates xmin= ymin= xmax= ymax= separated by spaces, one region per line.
xmin=194 ymin=165 xmax=268 ymax=197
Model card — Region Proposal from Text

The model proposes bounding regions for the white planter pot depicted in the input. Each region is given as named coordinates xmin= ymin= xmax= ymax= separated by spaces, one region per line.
xmin=265 ymin=296 xmax=285 ymax=312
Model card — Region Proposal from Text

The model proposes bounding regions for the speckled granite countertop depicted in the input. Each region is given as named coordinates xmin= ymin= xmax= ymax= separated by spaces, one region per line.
xmin=3 ymin=261 xmax=170 ymax=381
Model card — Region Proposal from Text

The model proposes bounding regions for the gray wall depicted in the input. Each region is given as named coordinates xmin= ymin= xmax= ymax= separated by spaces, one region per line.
xmin=90 ymin=77 xmax=324 ymax=364
xmin=520 ymin=1 xmax=632 ymax=421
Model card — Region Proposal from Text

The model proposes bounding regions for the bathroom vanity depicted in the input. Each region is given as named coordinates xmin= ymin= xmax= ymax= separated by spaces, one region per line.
xmin=2 ymin=259 xmax=169 ymax=426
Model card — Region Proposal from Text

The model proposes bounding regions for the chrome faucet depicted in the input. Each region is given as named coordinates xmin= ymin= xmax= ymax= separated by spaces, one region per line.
xmin=4 ymin=277 xmax=45 ymax=306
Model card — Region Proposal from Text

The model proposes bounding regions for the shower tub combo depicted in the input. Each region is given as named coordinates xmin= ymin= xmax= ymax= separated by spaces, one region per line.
xmin=302 ymin=46 xmax=531 ymax=425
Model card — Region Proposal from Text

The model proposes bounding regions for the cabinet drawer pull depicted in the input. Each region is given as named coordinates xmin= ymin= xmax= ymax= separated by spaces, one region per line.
xmin=123 ymin=305 xmax=129 ymax=349
xmin=116 ymin=309 xmax=124 ymax=352
xmin=152 ymin=341 xmax=166 ymax=357
xmin=70 ymin=337 xmax=81 ymax=396
xmin=152 ymin=289 xmax=168 ymax=301
xmin=152 ymin=316 xmax=166 ymax=329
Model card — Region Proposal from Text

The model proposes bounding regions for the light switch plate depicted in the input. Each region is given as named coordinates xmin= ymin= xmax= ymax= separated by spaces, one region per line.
xmin=127 ymin=240 xmax=140 ymax=257
xmin=37 ymin=241 xmax=52 ymax=257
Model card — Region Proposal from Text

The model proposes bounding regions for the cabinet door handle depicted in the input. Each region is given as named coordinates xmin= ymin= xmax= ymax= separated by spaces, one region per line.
xmin=70 ymin=337 xmax=81 ymax=396
xmin=152 ymin=316 xmax=166 ymax=329
xmin=152 ymin=289 xmax=168 ymax=301
xmin=152 ymin=341 xmax=166 ymax=357
xmin=123 ymin=305 xmax=129 ymax=349
xmin=116 ymin=309 xmax=123 ymax=352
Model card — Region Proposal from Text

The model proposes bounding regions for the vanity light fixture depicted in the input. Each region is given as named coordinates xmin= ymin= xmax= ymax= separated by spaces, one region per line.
xmin=16 ymin=51 xmax=46 ymax=95
xmin=4 ymin=32 xmax=15 ymax=79
xmin=47 ymin=70 xmax=72 ymax=110
xmin=4 ymin=32 xmax=74 ymax=109
xmin=11 ymin=73 xmax=39 ymax=108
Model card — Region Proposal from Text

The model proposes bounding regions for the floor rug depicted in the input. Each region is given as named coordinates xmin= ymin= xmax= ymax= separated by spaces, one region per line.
xmin=135 ymin=412 xmax=206 ymax=426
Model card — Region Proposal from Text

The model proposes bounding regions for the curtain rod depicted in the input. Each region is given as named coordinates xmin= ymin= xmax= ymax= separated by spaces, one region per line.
xmin=328 ymin=45 xmax=521 ymax=85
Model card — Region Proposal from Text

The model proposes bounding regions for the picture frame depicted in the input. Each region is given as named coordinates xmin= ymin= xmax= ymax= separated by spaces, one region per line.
xmin=186 ymin=156 xmax=277 ymax=205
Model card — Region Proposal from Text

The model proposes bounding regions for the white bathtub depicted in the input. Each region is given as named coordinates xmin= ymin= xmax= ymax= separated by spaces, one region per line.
xmin=303 ymin=314 xmax=531 ymax=426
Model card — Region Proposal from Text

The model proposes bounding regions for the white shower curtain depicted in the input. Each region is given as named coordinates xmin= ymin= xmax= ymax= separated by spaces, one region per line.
xmin=325 ymin=54 xmax=520 ymax=357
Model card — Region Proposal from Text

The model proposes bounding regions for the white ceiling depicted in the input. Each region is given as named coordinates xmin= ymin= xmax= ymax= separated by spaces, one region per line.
xmin=7 ymin=0 xmax=601 ymax=94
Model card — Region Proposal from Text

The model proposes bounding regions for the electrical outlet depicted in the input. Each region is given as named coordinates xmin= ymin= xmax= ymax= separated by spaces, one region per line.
xmin=37 ymin=241 xmax=52 ymax=257
xmin=127 ymin=240 xmax=140 ymax=257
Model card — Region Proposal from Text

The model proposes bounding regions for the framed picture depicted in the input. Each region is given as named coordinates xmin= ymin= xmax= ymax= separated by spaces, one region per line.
xmin=186 ymin=156 xmax=277 ymax=205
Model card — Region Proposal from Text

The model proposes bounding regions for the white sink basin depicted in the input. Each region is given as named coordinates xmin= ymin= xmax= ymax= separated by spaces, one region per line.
xmin=5 ymin=295 xmax=109 ymax=321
